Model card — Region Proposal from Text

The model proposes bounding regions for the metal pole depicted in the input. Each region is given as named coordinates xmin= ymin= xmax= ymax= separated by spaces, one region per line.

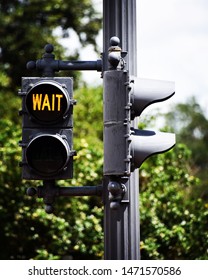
xmin=103 ymin=0 xmax=140 ymax=259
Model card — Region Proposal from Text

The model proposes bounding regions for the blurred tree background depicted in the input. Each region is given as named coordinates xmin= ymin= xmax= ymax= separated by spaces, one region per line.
xmin=0 ymin=0 xmax=103 ymax=260
xmin=0 ymin=0 xmax=207 ymax=259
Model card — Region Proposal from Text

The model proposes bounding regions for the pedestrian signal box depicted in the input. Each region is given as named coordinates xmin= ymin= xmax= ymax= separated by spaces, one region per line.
xmin=19 ymin=77 xmax=76 ymax=180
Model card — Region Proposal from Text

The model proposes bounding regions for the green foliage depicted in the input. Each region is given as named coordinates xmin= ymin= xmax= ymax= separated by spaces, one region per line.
xmin=140 ymin=144 xmax=208 ymax=259
xmin=74 ymin=86 xmax=103 ymax=142
xmin=165 ymin=97 xmax=208 ymax=168
xmin=0 ymin=0 xmax=101 ymax=90
xmin=165 ymin=97 xmax=208 ymax=199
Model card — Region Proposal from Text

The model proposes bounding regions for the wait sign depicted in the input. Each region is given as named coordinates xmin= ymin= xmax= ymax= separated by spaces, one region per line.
xmin=26 ymin=80 xmax=70 ymax=124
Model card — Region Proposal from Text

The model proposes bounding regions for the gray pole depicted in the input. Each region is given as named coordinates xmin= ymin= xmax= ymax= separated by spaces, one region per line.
xmin=103 ymin=0 xmax=140 ymax=260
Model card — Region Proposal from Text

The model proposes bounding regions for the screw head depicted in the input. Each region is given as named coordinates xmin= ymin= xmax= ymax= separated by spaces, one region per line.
xmin=45 ymin=204 xmax=54 ymax=214
xmin=26 ymin=187 xmax=37 ymax=196
xmin=108 ymin=181 xmax=121 ymax=195
xmin=110 ymin=201 xmax=120 ymax=210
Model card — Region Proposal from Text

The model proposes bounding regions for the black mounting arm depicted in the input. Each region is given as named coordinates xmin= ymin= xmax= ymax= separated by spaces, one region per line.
xmin=27 ymin=44 xmax=102 ymax=77
xmin=27 ymin=181 xmax=103 ymax=214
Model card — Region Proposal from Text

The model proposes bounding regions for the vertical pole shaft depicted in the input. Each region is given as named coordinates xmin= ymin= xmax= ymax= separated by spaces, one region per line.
xmin=103 ymin=0 xmax=140 ymax=259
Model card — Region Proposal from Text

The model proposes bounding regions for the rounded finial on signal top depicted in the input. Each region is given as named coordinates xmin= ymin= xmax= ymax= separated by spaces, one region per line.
xmin=44 ymin=44 xmax=54 ymax=53
xmin=110 ymin=36 xmax=120 ymax=47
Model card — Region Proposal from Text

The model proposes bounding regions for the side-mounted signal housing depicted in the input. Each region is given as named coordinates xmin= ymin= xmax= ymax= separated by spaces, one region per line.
xmin=19 ymin=77 xmax=76 ymax=180
xmin=130 ymin=77 xmax=175 ymax=119
xmin=103 ymin=70 xmax=175 ymax=176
